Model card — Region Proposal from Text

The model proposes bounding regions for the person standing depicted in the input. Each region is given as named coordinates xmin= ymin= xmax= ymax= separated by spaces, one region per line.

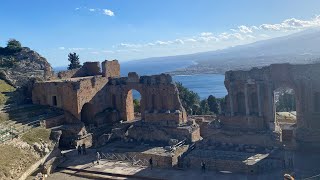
xmin=77 ymin=145 xmax=81 ymax=155
xmin=82 ymin=143 xmax=86 ymax=155
xmin=149 ymin=157 xmax=153 ymax=170
xmin=201 ymin=161 xmax=206 ymax=173
xmin=96 ymin=151 xmax=101 ymax=165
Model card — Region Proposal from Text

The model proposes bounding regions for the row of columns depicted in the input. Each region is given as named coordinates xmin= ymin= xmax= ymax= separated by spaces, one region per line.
xmin=229 ymin=82 xmax=263 ymax=117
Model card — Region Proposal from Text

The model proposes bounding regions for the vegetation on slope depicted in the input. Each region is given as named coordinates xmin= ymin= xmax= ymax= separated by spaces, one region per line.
xmin=21 ymin=127 xmax=51 ymax=145
xmin=0 ymin=79 xmax=15 ymax=105
xmin=0 ymin=144 xmax=38 ymax=179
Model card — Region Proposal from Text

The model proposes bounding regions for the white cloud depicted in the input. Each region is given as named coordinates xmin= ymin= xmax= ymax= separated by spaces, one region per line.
xmin=200 ymin=32 xmax=213 ymax=37
xmin=117 ymin=43 xmax=142 ymax=48
xmin=103 ymin=9 xmax=114 ymax=16
xmin=238 ymin=25 xmax=253 ymax=33
xmin=58 ymin=47 xmax=65 ymax=50
xmin=155 ymin=40 xmax=173 ymax=45
xmin=185 ymin=38 xmax=197 ymax=42
xmin=259 ymin=16 xmax=320 ymax=31
xmin=75 ymin=7 xmax=115 ymax=17
xmin=108 ymin=15 xmax=320 ymax=55
xmin=174 ymin=39 xmax=184 ymax=44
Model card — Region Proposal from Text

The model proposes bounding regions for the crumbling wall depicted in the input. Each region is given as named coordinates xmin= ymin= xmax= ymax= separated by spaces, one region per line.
xmin=102 ymin=60 xmax=120 ymax=78
xmin=106 ymin=73 xmax=187 ymax=125
xmin=223 ymin=63 xmax=320 ymax=147
xmin=33 ymin=62 xmax=188 ymax=127
xmin=57 ymin=62 xmax=101 ymax=79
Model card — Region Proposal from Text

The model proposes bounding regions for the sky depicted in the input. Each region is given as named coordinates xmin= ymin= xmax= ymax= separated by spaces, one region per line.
xmin=1 ymin=0 xmax=320 ymax=67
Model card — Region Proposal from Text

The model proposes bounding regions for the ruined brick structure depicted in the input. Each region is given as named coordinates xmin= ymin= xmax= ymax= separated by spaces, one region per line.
xmin=33 ymin=60 xmax=187 ymax=125
xmin=32 ymin=60 xmax=192 ymax=144
xmin=222 ymin=63 xmax=320 ymax=147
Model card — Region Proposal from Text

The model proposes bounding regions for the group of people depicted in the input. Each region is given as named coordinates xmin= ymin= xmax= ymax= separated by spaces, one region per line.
xmin=77 ymin=143 xmax=87 ymax=155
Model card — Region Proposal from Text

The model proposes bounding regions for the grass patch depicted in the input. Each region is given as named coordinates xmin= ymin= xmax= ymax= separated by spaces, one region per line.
xmin=0 ymin=112 xmax=8 ymax=123
xmin=0 ymin=144 xmax=38 ymax=179
xmin=0 ymin=79 xmax=15 ymax=105
xmin=20 ymin=127 xmax=51 ymax=145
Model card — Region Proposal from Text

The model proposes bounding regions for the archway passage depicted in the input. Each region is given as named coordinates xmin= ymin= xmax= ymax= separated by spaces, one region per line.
xmin=81 ymin=103 xmax=95 ymax=126
xmin=125 ymin=89 xmax=141 ymax=121
xmin=274 ymin=87 xmax=296 ymax=123
xmin=274 ymin=87 xmax=297 ymax=141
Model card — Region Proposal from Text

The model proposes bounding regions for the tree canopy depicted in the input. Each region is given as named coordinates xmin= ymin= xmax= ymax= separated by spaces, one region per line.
xmin=176 ymin=82 xmax=200 ymax=115
xmin=276 ymin=92 xmax=296 ymax=112
xmin=67 ymin=52 xmax=82 ymax=70
xmin=0 ymin=39 xmax=23 ymax=56
xmin=6 ymin=39 xmax=22 ymax=51
xmin=176 ymin=82 xmax=226 ymax=115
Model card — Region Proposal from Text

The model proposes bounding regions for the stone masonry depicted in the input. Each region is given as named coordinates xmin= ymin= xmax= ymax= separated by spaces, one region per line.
xmin=32 ymin=60 xmax=192 ymax=144
xmin=222 ymin=63 xmax=320 ymax=148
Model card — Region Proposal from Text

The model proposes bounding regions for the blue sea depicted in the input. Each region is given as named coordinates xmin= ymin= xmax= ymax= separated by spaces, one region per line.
xmin=173 ymin=74 xmax=226 ymax=99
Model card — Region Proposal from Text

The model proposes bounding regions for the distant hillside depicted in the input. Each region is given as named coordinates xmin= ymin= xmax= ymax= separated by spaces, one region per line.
xmin=0 ymin=39 xmax=52 ymax=87
xmin=125 ymin=28 xmax=320 ymax=75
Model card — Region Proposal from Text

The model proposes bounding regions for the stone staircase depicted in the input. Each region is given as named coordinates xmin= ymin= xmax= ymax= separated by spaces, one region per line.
xmin=0 ymin=104 xmax=64 ymax=143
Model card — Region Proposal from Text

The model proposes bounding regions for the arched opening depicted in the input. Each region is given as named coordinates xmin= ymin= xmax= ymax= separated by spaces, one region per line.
xmin=81 ymin=103 xmax=95 ymax=126
xmin=274 ymin=87 xmax=297 ymax=141
xmin=125 ymin=89 xmax=141 ymax=121
xmin=236 ymin=92 xmax=246 ymax=115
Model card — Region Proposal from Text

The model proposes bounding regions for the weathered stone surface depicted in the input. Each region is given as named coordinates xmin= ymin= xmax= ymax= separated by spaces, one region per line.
xmin=33 ymin=60 xmax=187 ymax=126
xmin=222 ymin=63 xmax=320 ymax=148
xmin=32 ymin=60 xmax=192 ymax=145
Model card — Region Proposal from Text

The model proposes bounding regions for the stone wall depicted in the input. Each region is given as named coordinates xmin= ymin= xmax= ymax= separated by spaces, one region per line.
xmin=222 ymin=63 xmax=320 ymax=147
xmin=57 ymin=61 xmax=102 ymax=79
xmin=33 ymin=61 xmax=188 ymax=128
xmin=106 ymin=73 xmax=187 ymax=125
xmin=102 ymin=60 xmax=120 ymax=78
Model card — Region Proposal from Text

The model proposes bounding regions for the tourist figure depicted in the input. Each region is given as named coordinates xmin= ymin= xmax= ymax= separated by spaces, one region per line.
xmin=77 ymin=145 xmax=81 ymax=155
xmin=149 ymin=157 xmax=153 ymax=170
xmin=96 ymin=151 xmax=101 ymax=164
xmin=82 ymin=143 xmax=86 ymax=155
xmin=201 ymin=161 xmax=206 ymax=173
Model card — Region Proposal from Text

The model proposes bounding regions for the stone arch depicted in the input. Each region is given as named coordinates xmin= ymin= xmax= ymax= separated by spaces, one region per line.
xmin=236 ymin=92 xmax=246 ymax=115
xmin=125 ymin=89 xmax=142 ymax=121
xmin=81 ymin=103 xmax=95 ymax=126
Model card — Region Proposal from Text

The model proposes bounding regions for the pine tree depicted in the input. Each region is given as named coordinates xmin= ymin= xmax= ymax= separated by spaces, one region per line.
xmin=67 ymin=52 xmax=81 ymax=70
xmin=207 ymin=95 xmax=219 ymax=114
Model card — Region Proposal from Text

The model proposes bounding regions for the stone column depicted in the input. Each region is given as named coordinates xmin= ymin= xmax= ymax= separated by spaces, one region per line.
xmin=268 ymin=82 xmax=274 ymax=120
xmin=244 ymin=83 xmax=250 ymax=116
xmin=257 ymin=83 xmax=262 ymax=116
xmin=229 ymin=82 xmax=234 ymax=117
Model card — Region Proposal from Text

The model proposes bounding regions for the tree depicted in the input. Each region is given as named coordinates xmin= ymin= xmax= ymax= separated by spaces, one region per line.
xmin=199 ymin=99 xmax=210 ymax=115
xmin=68 ymin=52 xmax=81 ymax=70
xmin=176 ymin=82 xmax=200 ymax=115
xmin=207 ymin=95 xmax=219 ymax=114
xmin=6 ymin=39 xmax=22 ymax=52
xmin=276 ymin=92 xmax=296 ymax=112
xmin=133 ymin=99 xmax=140 ymax=113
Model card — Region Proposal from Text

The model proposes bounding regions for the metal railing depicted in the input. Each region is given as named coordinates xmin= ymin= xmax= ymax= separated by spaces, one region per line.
xmin=101 ymin=152 xmax=149 ymax=167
